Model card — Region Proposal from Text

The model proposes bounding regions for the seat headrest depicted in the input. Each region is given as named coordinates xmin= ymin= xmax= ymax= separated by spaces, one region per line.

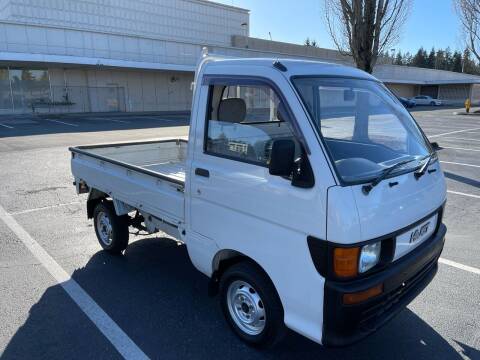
xmin=218 ymin=98 xmax=246 ymax=123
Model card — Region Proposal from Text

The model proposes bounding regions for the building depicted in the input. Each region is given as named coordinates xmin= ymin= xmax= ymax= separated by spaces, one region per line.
xmin=0 ymin=0 xmax=479 ymax=114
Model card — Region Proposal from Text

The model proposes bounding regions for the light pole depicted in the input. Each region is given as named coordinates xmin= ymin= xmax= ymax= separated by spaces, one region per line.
xmin=390 ymin=48 xmax=395 ymax=64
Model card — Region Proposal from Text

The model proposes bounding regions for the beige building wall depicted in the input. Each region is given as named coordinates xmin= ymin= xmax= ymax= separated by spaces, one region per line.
xmin=46 ymin=68 xmax=194 ymax=113
xmin=385 ymin=83 xmax=417 ymax=98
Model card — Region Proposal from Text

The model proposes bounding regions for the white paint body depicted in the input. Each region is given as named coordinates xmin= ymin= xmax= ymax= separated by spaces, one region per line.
xmin=71 ymin=58 xmax=447 ymax=345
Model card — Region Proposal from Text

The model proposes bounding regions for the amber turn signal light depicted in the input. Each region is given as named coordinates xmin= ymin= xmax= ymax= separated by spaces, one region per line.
xmin=333 ymin=247 xmax=359 ymax=278
xmin=343 ymin=284 xmax=383 ymax=305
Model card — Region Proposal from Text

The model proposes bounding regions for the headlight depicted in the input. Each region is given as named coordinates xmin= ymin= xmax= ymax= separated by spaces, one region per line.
xmin=359 ymin=242 xmax=381 ymax=273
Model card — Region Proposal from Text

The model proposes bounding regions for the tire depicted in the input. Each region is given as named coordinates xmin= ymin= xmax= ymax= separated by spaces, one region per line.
xmin=93 ymin=200 xmax=129 ymax=254
xmin=219 ymin=261 xmax=286 ymax=347
xmin=430 ymin=101 xmax=436 ymax=106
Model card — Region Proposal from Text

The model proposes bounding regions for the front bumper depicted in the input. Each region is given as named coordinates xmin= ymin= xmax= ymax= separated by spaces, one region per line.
xmin=322 ymin=223 xmax=446 ymax=347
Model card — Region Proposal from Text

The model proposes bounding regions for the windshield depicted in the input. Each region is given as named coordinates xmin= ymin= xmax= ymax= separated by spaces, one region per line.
xmin=292 ymin=77 xmax=432 ymax=184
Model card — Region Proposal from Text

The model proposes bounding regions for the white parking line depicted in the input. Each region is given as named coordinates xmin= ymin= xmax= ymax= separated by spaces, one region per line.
xmin=441 ymin=146 xmax=480 ymax=152
xmin=45 ymin=119 xmax=79 ymax=127
xmin=439 ymin=258 xmax=480 ymax=275
xmin=440 ymin=161 xmax=480 ymax=168
xmin=429 ymin=127 xmax=480 ymax=138
xmin=8 ymin=201 xmax=82 ymax=215
xmin=0 ymin=123 xmax=13 ymax=129
xmin=0 ymin=204 xmax=149 ymax=360
xmin=443 ymin=136 xmax=480 ymax=142
xmin=447 ymin=190 xmax=480 ymax=199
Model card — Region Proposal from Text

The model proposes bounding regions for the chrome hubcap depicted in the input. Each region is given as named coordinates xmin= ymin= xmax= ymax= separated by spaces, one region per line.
xmin=97 ymin=211 xmax=113 ymax=246
xmin=227 ymin=280 xmax=266 ymax=335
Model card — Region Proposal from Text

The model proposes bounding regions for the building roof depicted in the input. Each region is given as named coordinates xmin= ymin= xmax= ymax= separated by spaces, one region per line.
xmin=374 ymin=64 xmax=480 ymax=85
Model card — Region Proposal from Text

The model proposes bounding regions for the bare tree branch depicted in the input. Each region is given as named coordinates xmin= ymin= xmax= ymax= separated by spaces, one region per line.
xmin=323 ymin=0 xmax=411 ymax=73
xmin=456 ymin=0 xmax=480 ymax=62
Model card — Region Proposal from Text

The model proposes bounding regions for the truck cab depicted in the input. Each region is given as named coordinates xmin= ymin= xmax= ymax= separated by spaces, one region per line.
xmin=70 ymin=56 xmax=447 ymax=347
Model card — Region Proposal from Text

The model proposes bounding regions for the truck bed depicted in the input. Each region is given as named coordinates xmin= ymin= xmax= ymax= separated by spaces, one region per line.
xmin=73 ymin=139 xmax=188 ymax=184
xmin=70 ymin=139 xmax=187 ymax=226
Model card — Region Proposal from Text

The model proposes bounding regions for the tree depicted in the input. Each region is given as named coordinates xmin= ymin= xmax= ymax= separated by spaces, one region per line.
xmin=394 ymin=50 xmax=404 ymax=65
xmin=435 ymin=49 xmax=445 ymax=69
xmin=323 ymin=0 xmax=412 ymax=73
xmin=403 ymin=51 xmax=412 ymax=65
xmin=452 ymin=51 xmax=463 ymax=72
xmin=427 ymin=48 xmax=436 ymax=68
xmin=444 ymin=47 xmax=453 ymax=70
xmin=455 ymin=0 xmax=480 ymax=62
xmin=462 ymin=48 xmax=479 ymax=73
xmin=412 ymin=47 xmax=428 ymax=67
xmin=304 ymin=37 xmax=318 ymax=47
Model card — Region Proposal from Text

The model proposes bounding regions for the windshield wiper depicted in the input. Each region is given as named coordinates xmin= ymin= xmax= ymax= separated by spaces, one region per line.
xmin=362 ymin=157 xmax=423 ymax=195
xmin=414 ymin=153 xmax=436 ymax=179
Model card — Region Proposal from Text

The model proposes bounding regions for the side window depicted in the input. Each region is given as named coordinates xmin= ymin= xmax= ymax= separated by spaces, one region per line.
xmin=205 ymin=83 xmax=297 ymax=166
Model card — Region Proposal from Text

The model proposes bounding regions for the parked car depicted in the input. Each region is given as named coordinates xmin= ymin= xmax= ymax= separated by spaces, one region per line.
xmin=70 ymin=55 xmax=447 ymax=348
xmin=411 ymin=95 xmax=443 ymax=106
xmin=397 ymin=96 xmax=416 ymax=108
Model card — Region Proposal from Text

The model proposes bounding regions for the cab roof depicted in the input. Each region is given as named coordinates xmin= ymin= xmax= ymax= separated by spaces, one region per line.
xmin=202 ymin=57 xmax=378 ymax=81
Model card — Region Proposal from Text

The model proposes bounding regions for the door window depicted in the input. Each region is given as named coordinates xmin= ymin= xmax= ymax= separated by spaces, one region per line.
xmin=205 ymin=83 xmax=298 ymax=166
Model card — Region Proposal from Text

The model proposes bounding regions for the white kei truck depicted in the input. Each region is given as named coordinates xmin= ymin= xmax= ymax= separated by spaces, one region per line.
xmin=70 ymin=55 xmax=447 ymax=347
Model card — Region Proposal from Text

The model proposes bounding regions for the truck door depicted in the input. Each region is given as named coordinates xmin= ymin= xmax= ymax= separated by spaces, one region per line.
xmin=186 ymin=75 xmax=328 ymax=276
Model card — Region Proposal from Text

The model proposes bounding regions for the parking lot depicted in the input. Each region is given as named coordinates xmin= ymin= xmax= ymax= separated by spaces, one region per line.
xmin=0 ymin=108 xmax=479 ymax=359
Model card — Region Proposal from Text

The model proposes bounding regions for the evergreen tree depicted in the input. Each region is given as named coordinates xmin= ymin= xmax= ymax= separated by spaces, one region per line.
xmin=404 ymin=52 xmax=413 ymax=65
xmin=451 ymin=51 xmax=463 ymax=72
xmin=427 ymin=48 xmax=436 ymax=69
xmin=436 ymin=49 xmax=446 ymax=70
xmin=412 ymin=47 xmax=428 ymax=67
xmin=444 ymin=47 xmax=452 ymax=70
xmin=394 ymin=51 xmax=404 ymax=65
xmin=462 ymin=48 xmax=478 ymax=74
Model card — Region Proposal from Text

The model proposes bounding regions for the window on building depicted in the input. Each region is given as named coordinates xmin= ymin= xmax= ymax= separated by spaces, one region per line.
xmin=205 ymin=82 xmax=298 ymax=166
xmin=0 ymin=68 xmax=11 ymax=112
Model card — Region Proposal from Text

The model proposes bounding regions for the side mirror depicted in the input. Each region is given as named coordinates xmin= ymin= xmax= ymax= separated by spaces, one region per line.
xmin=430 ymin=141 xmax=441 ymax=150
xmin=269 ymin=139 xmax=295 ymax=177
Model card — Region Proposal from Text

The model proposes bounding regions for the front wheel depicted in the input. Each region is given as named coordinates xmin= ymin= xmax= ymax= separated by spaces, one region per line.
xmin=219 ymin=261 xmax=286 ymax=347
xmin=93 ymin=201 xmax=129 ymax=254
xmin=430 ymin=101 xmax=436 ymax=106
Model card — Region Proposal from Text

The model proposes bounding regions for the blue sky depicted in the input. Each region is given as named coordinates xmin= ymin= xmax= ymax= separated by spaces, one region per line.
xmin=216 ymin=0 xmax=464 ymax=54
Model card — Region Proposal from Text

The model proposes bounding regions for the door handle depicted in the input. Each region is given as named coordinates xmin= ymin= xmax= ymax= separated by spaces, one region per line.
xmin=195 ymin=168 xmax=210 ymax=178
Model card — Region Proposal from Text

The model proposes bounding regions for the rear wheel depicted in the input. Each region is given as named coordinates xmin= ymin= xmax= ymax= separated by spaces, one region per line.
xmin=219 ymin=261 xmax=286 ymax=347
xmin=430 ymin=101 xmax=436 ymax=106
xmin=93 ymin=201 xmax=129 ymax=254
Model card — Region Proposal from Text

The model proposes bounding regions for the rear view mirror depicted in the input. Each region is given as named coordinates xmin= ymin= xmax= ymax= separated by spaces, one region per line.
xmin=269 ymin=139 xmax=295 ymax=177
xmin=344 ymin=89 xmax=355 ymax=101
xmin=430 ymin=142 xmax=441 ymax=150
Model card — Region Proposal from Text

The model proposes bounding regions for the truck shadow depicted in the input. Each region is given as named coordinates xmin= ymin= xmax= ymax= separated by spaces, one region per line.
xmin=2 ymin=236 xmax=467 ymax=360
xmin=444 ymin=171 xmax=480 ymax=189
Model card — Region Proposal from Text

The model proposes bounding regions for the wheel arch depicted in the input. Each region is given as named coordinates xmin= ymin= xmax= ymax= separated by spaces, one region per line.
xmin=86 ymin=188 xmax=108 ymax=219
xmin=208 ymin=249 xmax=279 ymax=300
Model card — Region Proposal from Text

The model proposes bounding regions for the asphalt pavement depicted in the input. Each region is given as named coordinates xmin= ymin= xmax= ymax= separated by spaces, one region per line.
xmin=0 ymin=109 xmax=479 ymax=360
